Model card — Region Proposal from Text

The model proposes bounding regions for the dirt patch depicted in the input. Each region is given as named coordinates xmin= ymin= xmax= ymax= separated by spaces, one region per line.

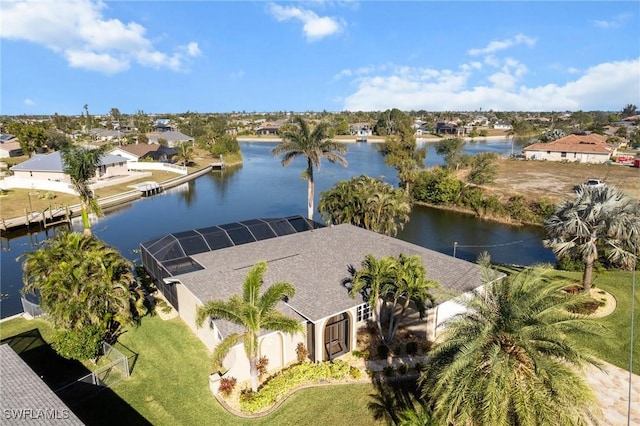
xmin=487 ymin=158 xmax=640 ymax=204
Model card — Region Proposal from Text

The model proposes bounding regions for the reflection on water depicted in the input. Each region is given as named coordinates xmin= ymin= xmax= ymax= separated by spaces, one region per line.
xmin=0 ymin=140 xmax=555 ymax=318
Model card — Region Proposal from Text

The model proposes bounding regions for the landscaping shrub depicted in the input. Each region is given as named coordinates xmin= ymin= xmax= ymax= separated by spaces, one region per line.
xmin=383 ymin=366 xmax=395 ymax=377
xmin=349 ymin=366 xmax=361 ymax=379
xmin=352 ymin=349 xmax=370 ymax=360
xmin=398 ymin=364 xmax=410 ymax=375
xmin=239 ymin=359 xmax=355 ymax=413
xmin=414 ymin=361 xmax=425 ymax=372
xmin=377 ymin=344 xmax=389 ymax=359
xmin=257 ymin=356 xmax=269 ymax=377
xmin=52 ymin=325 xmax=103 ymax=361
xmin=218 ymin=376 xmax=237 ymax=398
xmin=295 ymin=342 xmax=309 ymax=363
xmin=393 ymin=345 xmax=403 ymax=356
xmin=405 ymin=341 xmax=418 ymax=355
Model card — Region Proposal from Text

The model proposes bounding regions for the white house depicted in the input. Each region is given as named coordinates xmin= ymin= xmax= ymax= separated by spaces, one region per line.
xmin=140 ymin=217 xmax=492 ymax=383
xmin=523 ymin=133 xmax=615 ymax=163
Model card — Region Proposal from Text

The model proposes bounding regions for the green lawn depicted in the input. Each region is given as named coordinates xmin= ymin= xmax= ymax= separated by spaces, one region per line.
xmin=549 ymin=269 xmax=640 ymax=375
xmin=0 ymin=315 xmax=382 ymax=425
xmin=1 ymin=268 xmax=637 ymax=424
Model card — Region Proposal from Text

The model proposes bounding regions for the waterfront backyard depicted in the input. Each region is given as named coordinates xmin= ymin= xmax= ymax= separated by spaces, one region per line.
xmin=1 ymin=269 xmax=638 ymax=425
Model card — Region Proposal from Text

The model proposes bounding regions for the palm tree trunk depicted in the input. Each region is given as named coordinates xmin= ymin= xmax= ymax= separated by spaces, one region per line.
xmin=81 ymin=201 xmax=92 ymax=236
xmin=307 ymin=162 xmax=314 ymax=221
xmin=582 ymin=260 xmax=594 ymax=293
xmin=249 ymin=355 xmax=259 ymax=393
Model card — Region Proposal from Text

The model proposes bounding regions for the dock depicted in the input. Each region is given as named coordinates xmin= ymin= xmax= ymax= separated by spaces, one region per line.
xmin=211 ymin=156 xmax=226 ymax=170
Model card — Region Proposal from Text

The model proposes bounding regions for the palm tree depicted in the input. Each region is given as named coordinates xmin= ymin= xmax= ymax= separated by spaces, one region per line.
xmin=348 ymin=253 xmax=437 ymax=345
xmin=195 ymin=261 xmax=304 ymax=392
xmin=544 ymin=185 xmax=640 ymax=292
xmin=174 ymin=141 xmax=195 ymax=166
xmin=318 ymin=175 xmax=411 ymax=237
xmin=420 ymin=268 xmax=605 ymax=426
xmin=271 ymin=116 xmax=348 ymax=220
xmin=20 ymin=231 xmax=146 ymax=333
xmin=385 ymin=254 xmax=438 ymax=344
xmin=348 ymin=254 xmax=397 ymax=343
xmin=61 ymin=145 xmax=107 ymax=236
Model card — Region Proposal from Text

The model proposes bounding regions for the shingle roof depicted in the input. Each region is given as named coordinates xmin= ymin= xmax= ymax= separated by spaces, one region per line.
xmin=0 ymin=344 xmax=84 ymax=425
xmin=147 ymin=130 xmax=193 ymax=142
xmin=10 ymin=152 xmax=126 ymax=172
xmin=524 ymin=134 xmax=612 ymax=154
xmin=174 ymin=224 xmax=484 ymax=324
xmin=116 ymin=143 xmax=160 ymax=157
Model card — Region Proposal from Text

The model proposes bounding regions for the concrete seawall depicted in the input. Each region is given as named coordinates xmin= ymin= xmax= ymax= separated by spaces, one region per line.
xmin=1 ymin=165 xmax=214 ymax=233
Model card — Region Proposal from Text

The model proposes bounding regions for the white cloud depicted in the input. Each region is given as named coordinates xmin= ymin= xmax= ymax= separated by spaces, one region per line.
xmin=230 ymin=70 xmax=246 ymax=80
xmin=468 ymin=34 xmax=536 ymax=56
xmin=0 ymin=0 xmax=200 ymax=74
xmin=342 ymin=58 xmax=640 ymax=112
xmin=591 ymin=13 xmax=632 ymax=29
xmin=268 ymin=3 xmax=345 ymax=41
xmin=24 ymin=98 xmax=35 ymax=107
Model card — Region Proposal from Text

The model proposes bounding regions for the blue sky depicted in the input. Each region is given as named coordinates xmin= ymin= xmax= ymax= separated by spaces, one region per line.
xmin=1 ymin=1 xmax=639 ymax=115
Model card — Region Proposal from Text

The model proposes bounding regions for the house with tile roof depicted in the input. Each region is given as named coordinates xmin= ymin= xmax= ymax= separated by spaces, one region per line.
xmin=522 ymin=133 xmax=615 ymax=163
xmin=140 ymin=216 xmax=491 ymax=383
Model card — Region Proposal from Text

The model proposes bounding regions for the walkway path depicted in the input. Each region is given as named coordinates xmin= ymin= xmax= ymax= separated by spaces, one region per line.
xmin=586 ymin=361 xmax=640 ymax=425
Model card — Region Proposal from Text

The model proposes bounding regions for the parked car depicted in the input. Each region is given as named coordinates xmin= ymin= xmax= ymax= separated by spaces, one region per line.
xmin=584 ymin=178 xmax=605 ymax=187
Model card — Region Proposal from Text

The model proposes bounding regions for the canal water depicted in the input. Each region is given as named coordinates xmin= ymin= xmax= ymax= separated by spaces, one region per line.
xmin=0 ymin=139 xmax=555 ymax=318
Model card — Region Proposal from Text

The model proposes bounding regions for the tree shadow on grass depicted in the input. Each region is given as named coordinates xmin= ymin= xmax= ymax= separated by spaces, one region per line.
xmin=1 ymin=328 xmax=151 ymax=425
xmin=368 ymin=375 xmax=423 ymax=425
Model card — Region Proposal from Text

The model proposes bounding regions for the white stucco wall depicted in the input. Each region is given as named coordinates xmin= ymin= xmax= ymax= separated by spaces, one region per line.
xmin=524 ymin=150 xmax=610 ymax=163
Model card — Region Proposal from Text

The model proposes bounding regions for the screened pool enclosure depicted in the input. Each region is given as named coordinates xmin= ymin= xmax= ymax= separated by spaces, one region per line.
xmin=140 ymin=215 xmax=322 ymax=286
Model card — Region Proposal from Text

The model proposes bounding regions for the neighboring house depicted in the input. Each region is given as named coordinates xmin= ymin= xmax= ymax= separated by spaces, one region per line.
xmin=147 ymin=131 xmax=194 ymax=148
xmin=436 ymin=122 xmax=466 ymax=135
xmin=88 ymin=128 xmax=123 ymax=142
xmin=9 ymin=151 xmax=128 ymax=184
xmin=109 ymin=144 xmax=177 ymax=163
xmin=255 ymin=121 xmax=282 ymax=135
xmin=470 ymin=116 xmax=489 ymax=127
xmin=493 ymin=120 xmax=513 ymax=130
xmin=140 ymin=217 xmax=488 ymax=382
xmin=0 ymin=134 xmax=23 ymax=158
xmin=523 ymin=133 xmax=615 ymax=163
xmin=153 ymin=119 xmax=173 ymax=132
xmin=0 ymin=344 xmax=85 ymax=425
xmin=349 ymin=123 xmax=373 ymax=136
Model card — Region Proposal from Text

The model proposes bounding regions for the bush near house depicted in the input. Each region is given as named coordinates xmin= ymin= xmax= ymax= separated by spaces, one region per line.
xmin=239 ymin=359 xmax=354 ymax=414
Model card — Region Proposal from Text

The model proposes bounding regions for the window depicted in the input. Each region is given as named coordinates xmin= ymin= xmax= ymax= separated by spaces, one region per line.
xmin=356 ymin=304 xmax=372 ymax=322
xmin=561 ymin=152 xmax=567 ymax=158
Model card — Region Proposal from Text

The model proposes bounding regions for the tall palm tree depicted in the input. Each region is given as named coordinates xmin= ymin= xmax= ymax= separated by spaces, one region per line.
xmin=385 ymin=254 xmax=438 ymax=344
xmin=21 ymin=231 xmax=146 ymax=332
xmin=544 ymin=185 xmax=640 ymax=292
xmin=420 ymin=268 xmax=605 ymax=426
xmin=61 ymin=145 xmax=108 ymax=236
xmin=196 ymin=261 xmax=303 ymax=392
xmin=348 ymin=254 xmax=397 ymax=343
xmin=348 ymin=253 xmax=437 ymax=345
xmin=271 ymin=116 xmax=348 ymax=220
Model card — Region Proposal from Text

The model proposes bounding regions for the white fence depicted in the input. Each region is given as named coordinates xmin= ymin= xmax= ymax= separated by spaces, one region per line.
xmin=0 ymin=177 xmax=77 ymax=194
xmin=127 ymin=161 xmax=188 ymax=175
